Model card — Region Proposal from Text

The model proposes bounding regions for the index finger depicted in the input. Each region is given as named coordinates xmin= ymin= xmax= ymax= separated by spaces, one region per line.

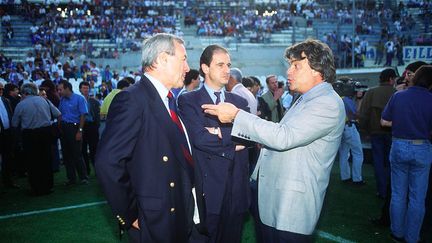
xmin=201 ymin=104 xmax=218 ymax=110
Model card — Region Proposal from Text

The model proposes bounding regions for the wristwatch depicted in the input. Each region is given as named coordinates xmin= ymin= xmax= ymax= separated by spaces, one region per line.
xmin=78 ymin=128 xmax=83 ymax=132
xmin=213 ymin=127 xmax=219 ymax=135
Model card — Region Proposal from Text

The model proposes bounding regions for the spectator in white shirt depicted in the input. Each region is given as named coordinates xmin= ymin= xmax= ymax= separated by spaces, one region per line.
xmin=226 ymin=68 xmax=258 ymax=115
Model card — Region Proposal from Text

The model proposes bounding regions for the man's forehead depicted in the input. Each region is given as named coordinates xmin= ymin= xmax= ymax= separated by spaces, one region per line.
xmin=288 ymin=55 xmax=307 ymax=63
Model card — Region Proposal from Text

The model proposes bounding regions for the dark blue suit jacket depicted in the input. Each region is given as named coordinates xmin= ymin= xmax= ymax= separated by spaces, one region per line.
xmin=95 ymin=76 xmax=195 ymax=243
xmin=178 ymin=87 xmax=250 ymax=217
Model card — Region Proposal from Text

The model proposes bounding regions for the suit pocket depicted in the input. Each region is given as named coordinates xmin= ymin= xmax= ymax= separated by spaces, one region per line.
xmin=275 ymin=179 xmax=306 ymax=193
xmin=137 ymin=196 xmax=162 ymax=211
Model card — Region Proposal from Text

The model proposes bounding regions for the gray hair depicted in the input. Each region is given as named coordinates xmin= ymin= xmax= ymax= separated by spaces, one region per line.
xmin=141 ymin=33 xmax=185 ymax=70
xmin=21 ymin=83 xmax=38 ymax=96
xmin=230 ymin=68 xmax=243 ymax=83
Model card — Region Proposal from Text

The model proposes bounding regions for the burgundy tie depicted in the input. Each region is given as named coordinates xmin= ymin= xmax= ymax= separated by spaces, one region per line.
xmin=167 ymin=92 xmax=194 ymax=168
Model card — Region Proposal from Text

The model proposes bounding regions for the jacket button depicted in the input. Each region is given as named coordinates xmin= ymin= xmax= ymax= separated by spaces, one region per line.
xmin=163 ymin=156 xmax=168 ymax=162
xmin=170 ymin=207 xmax=175 ymax=212
xmin=169 ymin=182 xmax=175 ymax=188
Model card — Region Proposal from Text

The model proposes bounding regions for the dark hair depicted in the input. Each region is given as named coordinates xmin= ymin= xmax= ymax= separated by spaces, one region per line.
xmin=4 ymin=83 xmax=18 ymax=95
xmin=79 ymin=81 xmax=90 ymax=89
xmin=249 ymin=76 xmax=262 ymax=87
xmin=59 ymin=80 xmax=73 ymax=91
xmin=405 ymin=61 xmax=427 ymax=73
xmin=379 ymin=68 xmax=397 ymax=83
xmin=123 ymin=76 xmax=135 ymax=84
xmin=242 ymin=77 xmax=254 ymax=88
xmin=184 ymin=69 xmax=200 ymax=86
xmin=117 ymin=79 xmax=131 ymax=89
xmin=285 ymin=38 xmax=336 ymax=83
xmin=412 ymin=65 xmax=432 ymax=89
xmin=199 ymin=44 xmax=229 ymax=77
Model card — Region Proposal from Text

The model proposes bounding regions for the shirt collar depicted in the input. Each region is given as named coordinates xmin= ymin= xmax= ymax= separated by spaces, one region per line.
xmin=145 ymin=73 xmax=170 ymax=101
xmin=203 ymin=82 xmax=226 ymax=103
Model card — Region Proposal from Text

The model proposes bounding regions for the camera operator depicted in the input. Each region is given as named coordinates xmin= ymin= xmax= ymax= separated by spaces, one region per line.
xmin=333 ymin=77 xmax=365 ymax=185
xmin=260 ymin=75 xmax=284 ymax=122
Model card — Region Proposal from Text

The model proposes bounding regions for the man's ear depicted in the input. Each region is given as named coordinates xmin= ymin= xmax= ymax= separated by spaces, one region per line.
xmin=201 ymin=63 xmax=210 ymax=75
xmin=155 ymin=52 xmax=169 ymax=67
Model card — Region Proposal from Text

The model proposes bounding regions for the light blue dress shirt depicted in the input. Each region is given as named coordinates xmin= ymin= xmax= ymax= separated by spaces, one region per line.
xmin=203 ymin=83 xmax=225 ymax=104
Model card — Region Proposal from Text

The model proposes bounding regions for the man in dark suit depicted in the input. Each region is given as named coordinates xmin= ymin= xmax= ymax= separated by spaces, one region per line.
xmin=0 ymin=86 xmax=18 ymax=189
xmin=95 ymin=33 xmax=196 ymax=243
xmin=79 ymin=81 xmax=100 ymax=176
xmin=178 ymin=44 xmax=250 ymax=243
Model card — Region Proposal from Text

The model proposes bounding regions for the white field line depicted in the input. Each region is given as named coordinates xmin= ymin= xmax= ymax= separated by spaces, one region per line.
xmin=317 ymin=230 xmax=357 ymax=243
xmin=0 ymin=202 xmax=356 ymax=243
xmin=0 ymin=201 xmax=107 ymax=220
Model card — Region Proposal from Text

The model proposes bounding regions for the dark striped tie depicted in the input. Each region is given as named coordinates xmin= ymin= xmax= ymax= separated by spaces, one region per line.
xmin=167 ymin=92 xmax=194 ymax=168
xmin=214 ymin=91 xmax=221 ymax=104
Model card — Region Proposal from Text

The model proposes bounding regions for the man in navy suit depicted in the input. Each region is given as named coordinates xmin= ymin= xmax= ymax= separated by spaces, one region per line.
xmin=0 ymin=88 xmax=17 ymax=189
xmin=178 ymin=44 xmax=250 ymax=243
xmin=95 ymin=33 xmax=197 ymax=243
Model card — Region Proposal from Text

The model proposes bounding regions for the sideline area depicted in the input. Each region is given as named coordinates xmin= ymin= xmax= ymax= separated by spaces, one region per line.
xmin=0 ymin=162 xmax=400 ymax=242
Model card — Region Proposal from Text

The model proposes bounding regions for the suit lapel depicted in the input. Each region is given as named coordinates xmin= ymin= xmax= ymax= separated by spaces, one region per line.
xmin=197 ymin=87 xmax=220 ymax=127
xmin=139 ymin=77 xmax=192 ymax=175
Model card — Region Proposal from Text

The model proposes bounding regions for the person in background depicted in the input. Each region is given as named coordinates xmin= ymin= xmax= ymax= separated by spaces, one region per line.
xmin=226 ymin=67 xmax=257 ymax=115
xmin=359 ymin=68 xmax=397 ymax=199
xmin=177 ymin=69 xmax=200 ymax=98
xmin=57 ymin=80 xmax=88 ymax=185
xmin=4 ymin=83 xmax=20 ymax=112
xmin=0 ymin=81 xmax=18 ymax=189
xmin=337 ymin=77 xmax=365 ymax=185
xmin=12 ymin=83 xmax=61 ymax=196
xmin=100 ymin=79 xmax=131 ymax=120
xmin=79 ymin=81 xmax=100 ymax=176
xmin=260 ymin=74 xmax=284 ymax=122
xmin=381 ymin=65 xmax=432 ymax=243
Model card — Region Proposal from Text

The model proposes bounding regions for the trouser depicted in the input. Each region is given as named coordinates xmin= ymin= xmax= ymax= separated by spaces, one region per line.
xmin=60 ymin=122 xmax=87 ymax=182
xmin=338 ymin=124 xmax=364 ymax=182
xmin=390 ymin=139 xmax=432 ymax=243
xmin=261 ymin=223 xmax=312 ymax=243
xmin=82 ymin=122 xmax=99 ymax=175
xmin=371 ymin=134 xmax=391 ymax=198
xmin=250 ymin=179 xmax=265 ymax=243
xmin=204 ymin=213 xmax=244 ymax=243
xmin=0 ymin=128 xmax=15 ymax=187
xmin=22 ymin=126 xmax=53 ymax=194
xmin=421 ymin=167 xmax=432 ymax=239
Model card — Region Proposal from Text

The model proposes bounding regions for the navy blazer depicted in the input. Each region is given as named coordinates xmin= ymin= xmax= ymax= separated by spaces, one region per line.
xmin=178 ymin=87 xmax=250 ymax=217
xmin=0 ymin=97 xmax=13 ymax=132
xmin=95 ymin=76 xmax=195 ymax=243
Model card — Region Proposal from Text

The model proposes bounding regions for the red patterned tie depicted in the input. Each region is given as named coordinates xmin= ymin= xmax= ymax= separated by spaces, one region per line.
xmin=167 ymin=92 xmax=194 ymax=168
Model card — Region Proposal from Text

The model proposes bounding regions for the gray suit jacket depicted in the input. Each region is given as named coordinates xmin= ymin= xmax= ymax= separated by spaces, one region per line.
xmin=231 ymin=82 xmax=345 ymax=235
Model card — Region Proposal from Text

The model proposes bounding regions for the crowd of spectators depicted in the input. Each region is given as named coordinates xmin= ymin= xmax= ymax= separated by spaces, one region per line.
xmin=0 ymin=49 xmax=140 ymax=103
xmin=185 ymin=0 xmax=318 ymax=40
xmin=317 ymin=0 xmax=432 ymax=68
xmin=2 ymin=0 xmax=183 ymax=58
xmin=1 ymin=0 xmax=431 ymax=65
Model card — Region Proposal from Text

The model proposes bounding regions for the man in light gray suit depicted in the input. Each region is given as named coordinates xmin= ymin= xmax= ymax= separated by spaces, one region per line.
xmin=203 ymin=39 xmax=345 ymax=243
